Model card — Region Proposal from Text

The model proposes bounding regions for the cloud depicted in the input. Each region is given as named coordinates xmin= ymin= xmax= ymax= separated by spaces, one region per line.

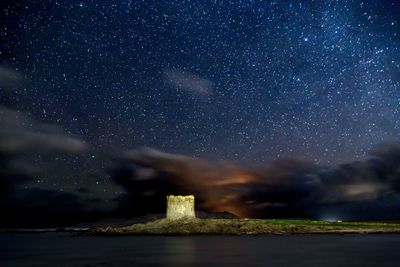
xmin=0 ymin=93 xmax=93 ymax=226
xmin=2 ymin=142 xmax=400 ymax=227
xmin=110 ymin=144 xmax=400 ymax=220
xmin=163 ymin=68 xmax=214 ymax=97
xmin=0 ymin=65 xmax=24 ymax=91
xmin=110 ymin=147 xmax=254 ymax=217
xmin=0 ymin=186 xmax=105 ymax=228
xmin=110 ymin=148 xmax=321 ymax=217
xmin=0 ymin=106 xmax=88 ymax=154
xmin=0 ymin=66 xmax=87 ymax=154
xmin=0 ymin=146 xmax=105 ymax=227
xmin=0 ymin=109 xmax=96 ymax=227
xmin=0 ymin=67 xmax=98 ymax=227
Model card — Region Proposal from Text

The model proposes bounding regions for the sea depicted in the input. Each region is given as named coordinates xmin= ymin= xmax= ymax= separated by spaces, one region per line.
xmin=1 ymin=232 xmax=399 ymax=266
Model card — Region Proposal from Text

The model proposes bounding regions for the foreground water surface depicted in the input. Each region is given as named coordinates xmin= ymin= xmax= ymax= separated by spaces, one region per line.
xmin=1 ymin=233 xmax=399 ymax=266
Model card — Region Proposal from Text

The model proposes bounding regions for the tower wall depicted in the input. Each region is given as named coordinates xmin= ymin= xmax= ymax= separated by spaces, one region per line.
xmin=166 ymin=195 xmax=195 ymax=220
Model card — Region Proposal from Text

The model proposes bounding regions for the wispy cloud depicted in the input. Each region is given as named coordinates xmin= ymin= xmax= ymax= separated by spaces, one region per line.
xmin=0 ymin=106 xmax=88 ymax=154
xmin=163 ymin=68 xmax=214 ymax=97
xmin=0 ymin=65 xmax=24 ymax=91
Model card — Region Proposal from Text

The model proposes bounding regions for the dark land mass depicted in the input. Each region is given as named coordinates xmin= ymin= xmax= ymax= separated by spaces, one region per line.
xmin=0 ymin=211 xmax=239 ymax=233
xmin=77 ymin=211 xmax=238 ymax=228
xmin=90 ymin=218 xmax=400 ymax=236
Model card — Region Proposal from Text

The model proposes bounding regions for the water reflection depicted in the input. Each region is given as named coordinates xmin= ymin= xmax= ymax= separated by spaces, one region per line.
xmin=1 ymin=234 xmax=400 ymax=267
xmin=161 ymin=236 xmax=255 ymax=266
xmin=163 ymin=237 xmax=197 ymax=266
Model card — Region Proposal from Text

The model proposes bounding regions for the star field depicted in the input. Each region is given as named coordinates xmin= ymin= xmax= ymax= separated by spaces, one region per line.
xmin=1 ymin=0 xmax=400 ymax=194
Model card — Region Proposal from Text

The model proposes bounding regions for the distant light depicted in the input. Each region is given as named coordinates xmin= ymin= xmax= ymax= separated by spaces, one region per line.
xmin=304 ymin=37 xmax=309 ymax=42
xmin=320 ymin=216 xmax=343 ymax=223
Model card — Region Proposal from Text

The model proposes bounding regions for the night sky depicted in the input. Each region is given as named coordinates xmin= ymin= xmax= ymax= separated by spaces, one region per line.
xmin=1 ymin=0 xmax=400 ymax=226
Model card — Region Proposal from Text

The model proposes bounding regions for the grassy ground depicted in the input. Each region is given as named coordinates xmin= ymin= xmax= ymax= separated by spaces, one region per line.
xmin=90 ymin=218 xmax=400 ymax=236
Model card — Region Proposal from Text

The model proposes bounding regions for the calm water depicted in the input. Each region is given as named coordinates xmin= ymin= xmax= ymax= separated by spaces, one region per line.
xmin=0 ymin=233 xmax=399 ymax=266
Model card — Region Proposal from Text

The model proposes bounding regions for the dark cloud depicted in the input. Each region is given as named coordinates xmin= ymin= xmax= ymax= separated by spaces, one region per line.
xmin=0 ymin=92 xmax=94 ymax=227
xmin=0 ymin=187 xmax=104 ymax=228
xmin=0 ymin=65 xmax=24 ymax=92
xmin=111 ymin=147 xmax=258 ymax=217
xmin=0 ymin=145 xmax=109 ymax=227
xmin=108 ymin=149 xmax=323 ymax=218
xmin=2 ymin=140 xmax=400 ymax=227
xmin=0 ymin=145 xmax=105 ymax=227
xmin=110 ymin=144 xmax=400 ymax=220
xmin=0 ymin=152 xmax=31 ymax=193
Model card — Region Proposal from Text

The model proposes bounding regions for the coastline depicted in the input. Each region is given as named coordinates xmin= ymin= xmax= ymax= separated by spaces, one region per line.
xmin=88 ymin=218 xmax=400 ymax=236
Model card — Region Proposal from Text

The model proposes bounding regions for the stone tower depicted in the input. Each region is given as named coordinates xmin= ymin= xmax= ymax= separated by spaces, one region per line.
xmin=166 ymin=195 xmax=195 ymax=220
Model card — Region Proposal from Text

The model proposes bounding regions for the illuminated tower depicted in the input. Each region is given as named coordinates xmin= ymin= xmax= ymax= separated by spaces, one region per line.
xmin=166 ymin=195 xmax=196 ymax=220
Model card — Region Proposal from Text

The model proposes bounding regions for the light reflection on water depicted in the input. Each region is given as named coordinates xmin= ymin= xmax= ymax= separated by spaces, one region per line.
xmin=1 ymin=233 xmax=400 ymax=267
xmin=162 ymin=235 xmax=254 ymax=266
xmin=164 ymin=237 xmax=197 ymax=266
